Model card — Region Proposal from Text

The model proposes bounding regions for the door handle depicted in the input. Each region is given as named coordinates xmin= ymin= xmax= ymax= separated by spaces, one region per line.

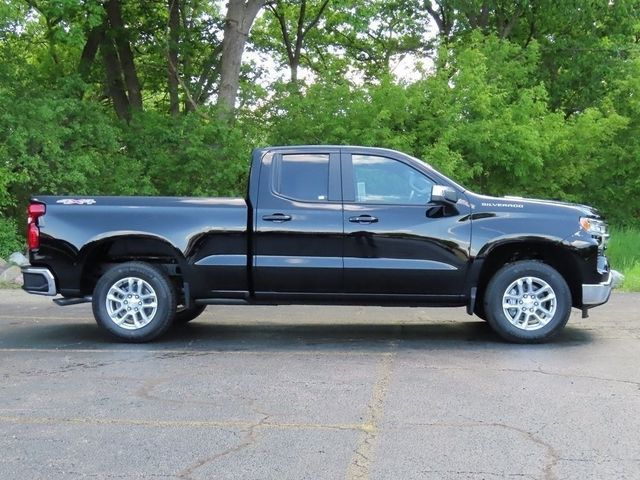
xmin=262 ymin=213 xmax=292 ymax=222
xmin=349 ymin=215 xmax=378 ymax=224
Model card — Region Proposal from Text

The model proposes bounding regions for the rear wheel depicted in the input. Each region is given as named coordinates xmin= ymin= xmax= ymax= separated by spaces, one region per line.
xmin=173 ymin=304 xmax=206 ymax=324
xmin=92 ymin=262 xmax=176 ymax=342
xmin=484 ymin=261 xmax=571 ymax=343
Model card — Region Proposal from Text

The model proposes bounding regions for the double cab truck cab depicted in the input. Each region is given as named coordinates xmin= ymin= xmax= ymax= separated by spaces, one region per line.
xmin=21 ymin=146 xmax=621 ymax=343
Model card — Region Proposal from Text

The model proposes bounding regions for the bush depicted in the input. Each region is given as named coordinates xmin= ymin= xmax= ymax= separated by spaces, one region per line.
xmin=122 ymin=111 xmax=255 ymax=198
xmin=0 ymin=217 xmax=21 ymax=259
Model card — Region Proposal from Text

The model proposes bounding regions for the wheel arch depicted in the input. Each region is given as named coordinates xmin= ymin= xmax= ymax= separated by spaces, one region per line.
xmin=472 ymin=239 xmax=583 ymax=313
xmin=78 ymin=234 xmax=191 ymax=299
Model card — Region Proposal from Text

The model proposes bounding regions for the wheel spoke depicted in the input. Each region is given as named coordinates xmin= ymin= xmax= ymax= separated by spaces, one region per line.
xmin=537 ymin=306 xmax=552 ymax=315
xmin=516 ymin=279 xmax=523 ymax=296
xmin=519 ymin=312 xmax=527 ymax=325
xmin=525 ymin=277 xmax=533 ymax=293
xmin=535 ymin=285 xmax=551 ymax=295
xmin=112 ymin=287 xmax=127 ymax=296
xmin=532 ymin=312 xmax=546 ymax=325
xmin=113 ymin=312 xmax=128 ymax=326
xmin=538 ymin=293 xmax=556 ymax=303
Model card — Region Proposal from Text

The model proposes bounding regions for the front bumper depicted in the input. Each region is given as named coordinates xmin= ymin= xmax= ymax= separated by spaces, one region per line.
xmin=21 ymin=266 xmax=57 ymax=296
xmin=582 ymin=269 xmax=623 ymax=307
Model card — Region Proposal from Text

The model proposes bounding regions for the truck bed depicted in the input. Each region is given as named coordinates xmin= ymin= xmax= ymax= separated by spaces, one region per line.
xmin=30 ymin=195 xmax=249 ymax=297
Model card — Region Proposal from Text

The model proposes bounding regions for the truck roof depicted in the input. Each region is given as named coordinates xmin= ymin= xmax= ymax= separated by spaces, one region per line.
xmin=254 ymin=145 xmax=408 ymax=156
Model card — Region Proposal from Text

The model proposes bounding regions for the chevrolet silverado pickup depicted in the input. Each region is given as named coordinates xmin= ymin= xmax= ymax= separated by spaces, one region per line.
xmin=21 ymin=146 xmax=620 ymax=343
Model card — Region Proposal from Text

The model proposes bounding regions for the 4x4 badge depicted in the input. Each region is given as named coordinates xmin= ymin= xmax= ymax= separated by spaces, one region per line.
xmin=56 ymin=199 xmax=96 ymax=205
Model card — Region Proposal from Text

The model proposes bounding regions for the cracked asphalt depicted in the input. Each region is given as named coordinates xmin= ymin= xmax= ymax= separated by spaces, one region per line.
xmin=0 ymin=289 xmax=639 ymax=480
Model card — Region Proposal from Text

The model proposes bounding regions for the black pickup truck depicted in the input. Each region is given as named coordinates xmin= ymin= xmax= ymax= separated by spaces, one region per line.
xmin=22 ymin=146 xmax=620 ymax=343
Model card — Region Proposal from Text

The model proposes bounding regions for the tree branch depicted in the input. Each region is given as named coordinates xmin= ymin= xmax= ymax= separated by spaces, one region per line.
xmin=269 ymin=2 xmax=295 ymax=65
xmin=303 ymin=0 xmax=329 ymax=36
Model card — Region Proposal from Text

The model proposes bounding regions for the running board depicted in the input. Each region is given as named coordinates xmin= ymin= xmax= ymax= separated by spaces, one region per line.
xmin=195 ymin=298 xmax=250 ymax=306
xmin=53 ymin=296 xmax=92 ymax=306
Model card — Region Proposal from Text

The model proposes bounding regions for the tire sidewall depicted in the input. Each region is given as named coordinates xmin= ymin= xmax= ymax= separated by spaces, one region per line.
xmin=484 ymin=261 xmax=571 ymax=343
xmin=92 ymin=262 xmax=176 ymax=342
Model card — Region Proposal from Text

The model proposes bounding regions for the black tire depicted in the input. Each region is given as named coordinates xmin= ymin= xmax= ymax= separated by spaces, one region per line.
xmin=92 ymin=262 xmax=176 ymax=342
xmin=484 ymin=260 xmax=571 ymax=343
xmin=173 ymin=304 xmax=206 ymax=324
xmin=474 ymin=302 xmax=487 ymax=321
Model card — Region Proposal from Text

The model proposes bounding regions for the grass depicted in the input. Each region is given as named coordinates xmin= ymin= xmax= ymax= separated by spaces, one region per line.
xmin=608 ymin=228 xmax=640 ymax=292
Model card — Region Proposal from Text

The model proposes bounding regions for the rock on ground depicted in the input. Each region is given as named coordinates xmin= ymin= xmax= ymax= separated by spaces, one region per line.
xmin=8 ymin=252 xmax=28 ymax=266
xmin=0 ymin=265 xmax=21 ymax=284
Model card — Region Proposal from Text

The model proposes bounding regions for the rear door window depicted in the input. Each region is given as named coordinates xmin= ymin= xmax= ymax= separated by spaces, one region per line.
xmin=273 ymin=154 xmax=330 ymax=202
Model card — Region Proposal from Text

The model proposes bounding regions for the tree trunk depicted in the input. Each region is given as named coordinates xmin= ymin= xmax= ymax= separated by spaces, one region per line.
xmin=290 ymin=60 xmax=299 ymax=83
xmin=291 ymin=0 xmax=306 ymax=83
xmin=79 ymin=25 xmax=105 ymax=83
xmin=167 ymin=0 xmax=180 ymax=115
xmin=217 ymin=0 xmax=265 ymax=118
xmin=100 ymin=36 xmax=131 ymax=121
xmin=105 ymin=0 xmax=143 ymax=111
xmin=424 ymin=1 xmax=452 ymax=38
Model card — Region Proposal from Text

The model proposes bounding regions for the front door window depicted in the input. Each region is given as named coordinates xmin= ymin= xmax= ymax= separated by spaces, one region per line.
xmin=352 ymin=155 xmax=433 ymax=205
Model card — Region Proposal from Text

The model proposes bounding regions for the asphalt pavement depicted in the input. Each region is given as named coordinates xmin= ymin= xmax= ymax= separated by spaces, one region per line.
xmin=0 ymin=289 xmax=639 ymax=480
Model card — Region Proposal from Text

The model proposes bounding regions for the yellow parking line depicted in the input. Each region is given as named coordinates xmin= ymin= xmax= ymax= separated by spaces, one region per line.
xmin=345 ymin=343 xmax=398 ymax=480
xmin=0 ymin=316 xmax=87 ymax=321
xmin=0 ymin=347 xmax=380 ymax=356
xmin=0 ymin=415 xmax=366 ymax=432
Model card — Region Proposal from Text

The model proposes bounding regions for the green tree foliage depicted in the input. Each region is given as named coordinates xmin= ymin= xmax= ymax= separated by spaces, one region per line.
xmin=1 ymin=0 xmax=640 ymax=255
xmin=252 ymin=0 xmax=428 ymax=81
xmin=260 ymin=32 xmax=631 ymax=217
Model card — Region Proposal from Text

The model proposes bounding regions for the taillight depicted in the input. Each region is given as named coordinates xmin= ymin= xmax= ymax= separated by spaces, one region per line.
xmin=27 ymin=203 xmax=46 ymax=250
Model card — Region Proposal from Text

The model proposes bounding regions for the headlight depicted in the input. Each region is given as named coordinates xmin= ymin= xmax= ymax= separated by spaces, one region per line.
xmin=580 ymin=217 xmax=609 ymax=249
xmin=580 ymin=217 xmax=606 ymax=235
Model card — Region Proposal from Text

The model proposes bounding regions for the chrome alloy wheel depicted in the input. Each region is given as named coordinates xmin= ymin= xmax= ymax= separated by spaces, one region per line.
xmin=105 ymin=277 xmax=158 ymax=330
xmin=502 ymin=276 xmax=557 ymax=331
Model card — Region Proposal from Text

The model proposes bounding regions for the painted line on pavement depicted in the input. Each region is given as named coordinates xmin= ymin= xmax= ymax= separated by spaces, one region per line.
xmin=0 ymin=347 xmax=383 ymax=356
xmin=345 ymin=340 xmax=398 ymax=480
xmin=0 ymin=415 xmax=366 ymax=432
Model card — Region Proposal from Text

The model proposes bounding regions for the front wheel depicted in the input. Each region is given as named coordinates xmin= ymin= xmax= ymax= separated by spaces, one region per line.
xmin=484 ymin=261 xmax=571 ymax=343
xmin=92 ymin=262 xmax=176 ymax=342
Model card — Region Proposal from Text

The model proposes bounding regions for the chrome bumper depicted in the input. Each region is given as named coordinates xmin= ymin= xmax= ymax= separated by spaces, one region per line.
xmin=582 ymin=270 xmax=623 ymax=307
xmin=21 ymin=266 xmax=57 ymax=296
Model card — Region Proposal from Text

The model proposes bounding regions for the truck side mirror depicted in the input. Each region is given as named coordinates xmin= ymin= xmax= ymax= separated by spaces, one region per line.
xmin=430 ymin=185 xmax=458 ymax=204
